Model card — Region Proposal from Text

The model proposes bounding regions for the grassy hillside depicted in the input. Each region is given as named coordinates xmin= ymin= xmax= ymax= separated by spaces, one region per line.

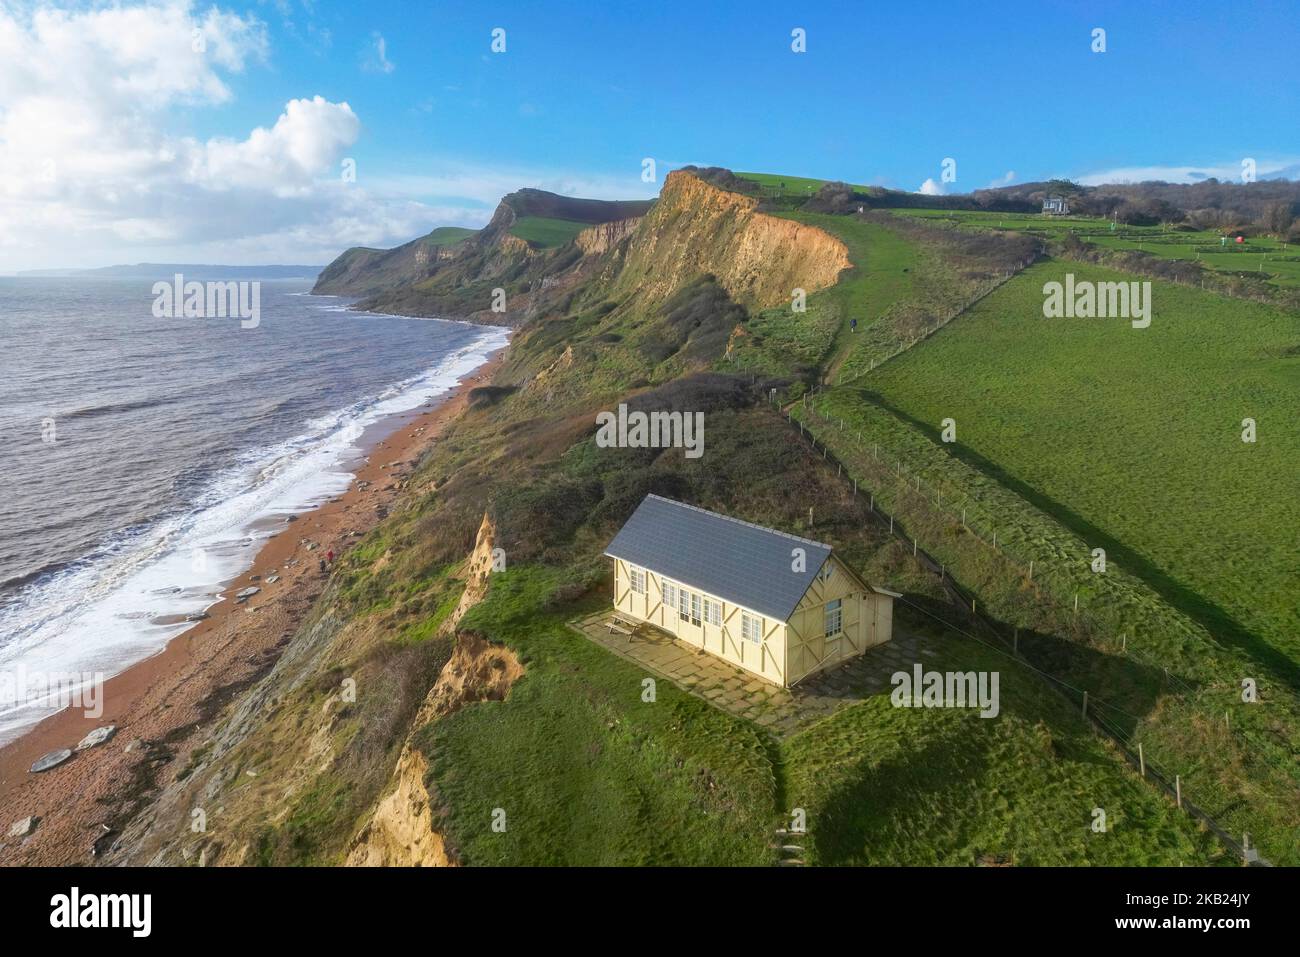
xmin=775 ymin=207 xmax=1299 ymax=861
xmin=312 ymin=188 xmax=652 ymax=312
xmin=787 ymin=620 xmax=1224 ymax=866
xmin=509 ymin=216 xmax=590 ymax=248
xmin=125 ymin=169 xmax=1269 ymax=867
xmin=426 ymin=226 xmax=479 ymax=245
xmin=897 ymin=208 xmax=1300 ymax=293
xmin=867 ymin=261 xmax=1300 ymax=668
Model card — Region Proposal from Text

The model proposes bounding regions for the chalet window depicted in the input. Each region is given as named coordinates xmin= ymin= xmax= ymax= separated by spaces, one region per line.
xmin=629 ymin=566 xmax=646 ymax=595
xmin=662 ymin=580 xmax=677 ymax=608
xmin=678 ymin=588 xmax=700 ymax=625
xmin=702 ymin=597 xmax=721 ymax=626
xmin=825 ymin=598 xmax=842 ymax=636
xmin=741 ymin=612 xmax=763 ymax=645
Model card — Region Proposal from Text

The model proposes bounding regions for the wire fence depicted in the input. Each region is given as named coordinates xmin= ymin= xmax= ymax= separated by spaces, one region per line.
xmin=794 ymin=393 xmax=1208 ymax=695
xmin=756 ymin=386 xmax=1277 ymax=865
xmin=835 ymin=260 xmax=1035 ymax=389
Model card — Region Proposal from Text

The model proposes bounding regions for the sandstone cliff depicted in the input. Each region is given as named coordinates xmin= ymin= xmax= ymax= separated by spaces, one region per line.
xmin=576 ymin=216 xmax=643 ymax=256
xmin=614 ymin=169 xmax=850 ymax=309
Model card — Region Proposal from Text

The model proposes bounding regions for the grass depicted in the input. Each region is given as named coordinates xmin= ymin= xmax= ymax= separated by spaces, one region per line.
xmin=720 ymin=212 xmax=923 ymax=387
xmin=419 ymin=567 xmax=778 ymax=866
xmin=403 ymin=390 xmax=1231 ymax=865
xmin=896 ymin=208 xmax=1300 ymax=290
xmin=509 ymin=216 xmax=590 ymax=248
xmin=866 ymin=260 xmax=1300 ymax=669
xmin=784 ymin=212 xmax=927 ymax=380
xmin=200 ymin=166 xmax=1285 ymax=867
xmin=780 ymin=240 xmax=1300 ymax=860
xmin=420 ymin=564 xmax=1225 ymax=865
xmin=424 ymin=226 xmax=478 ymax=246
xmin=787 ymin=619 xmax=1227 ymax=866
xmin=402 ymin=189 xmax=1287 ymax=865
xmin=736 ymin=170 xmax=874 ymax=199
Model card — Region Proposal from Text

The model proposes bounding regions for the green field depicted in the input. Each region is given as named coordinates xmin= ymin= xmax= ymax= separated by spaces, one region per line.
xmin=726 ymin=213 xmax=920 ymax=386
xmin=786 ymin=622 xmax=1225 ymax=866
xmin=862 ymin=261 xmax=1300 ymax=671
xmin=424 ymin=567 xmax=1223 ymax=866
xmin=509 ymin=215 xmax=590 ymax=248
xmin=897 ymin=208 xmax=1300 ymax=290
xmin=423 ymin=567 xmax=777 ymax=866
xmin=736 ymin=170 xmax=869 ymax=198
xmin=215 ymin=166 xmax=1294 ymax=867
xmin=425 ymin=225 xmax=478 ymax=245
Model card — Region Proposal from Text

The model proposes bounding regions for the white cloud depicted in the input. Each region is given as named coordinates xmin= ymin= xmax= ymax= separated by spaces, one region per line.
xmin=1075 ymin=158 xmax=1300 ymax=186
xmin=917 ymin=178 xmax=944 ymax=196
xmin=0 ymin=0 xmax=661 ymax=272
xmin=362 ymin=31 xmax=395 ymax=74
xmin=196 ymin=96 xmax=361 ymax=193
xmin=988 ymin=170 xmax=1016 ymax=188
xmin=0 ymin=1 xmax=441 ymax=270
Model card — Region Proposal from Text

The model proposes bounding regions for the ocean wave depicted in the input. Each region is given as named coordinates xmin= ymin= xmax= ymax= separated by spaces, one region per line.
xmin=60 ymin=395 xmax=177 ymax=420
xmin=0 ymin=324 xmax=509 ymax=744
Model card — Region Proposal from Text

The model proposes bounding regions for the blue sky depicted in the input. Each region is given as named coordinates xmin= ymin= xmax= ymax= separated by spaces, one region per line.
xmin=2 ymin=0 xmax=1297 ymax=269
xmin=239 ymin=0 xmax=1300 ymax=192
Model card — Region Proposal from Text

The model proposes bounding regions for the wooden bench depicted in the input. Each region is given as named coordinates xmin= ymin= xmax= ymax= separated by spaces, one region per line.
xmin=606 ymin=614 xmax=639 ymax=637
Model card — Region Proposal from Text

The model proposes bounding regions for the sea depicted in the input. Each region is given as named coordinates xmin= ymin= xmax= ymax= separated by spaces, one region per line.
xmin=0 ymin=276 xmax=508 ymax=744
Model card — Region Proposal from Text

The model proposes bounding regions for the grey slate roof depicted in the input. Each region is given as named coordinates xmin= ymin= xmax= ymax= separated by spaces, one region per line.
xmin=604 ymin=495 xmax=832 ymax=621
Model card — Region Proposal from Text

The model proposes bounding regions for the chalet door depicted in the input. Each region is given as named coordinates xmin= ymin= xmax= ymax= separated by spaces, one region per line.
xmin=677 ymin=590 xmax=704 ymax=647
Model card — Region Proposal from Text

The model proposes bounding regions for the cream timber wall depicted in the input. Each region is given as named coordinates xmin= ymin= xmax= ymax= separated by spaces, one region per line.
xmin=612 ymin=558 xmax=787 ymax=684
xmin=612 ymin=554 xmax=893 ymax=688
xmin=785 ymin=555 xmax=892 ymax=685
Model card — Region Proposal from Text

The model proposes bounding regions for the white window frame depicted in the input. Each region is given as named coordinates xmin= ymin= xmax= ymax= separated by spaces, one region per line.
xmin=825 ymin=598 xmax=842 ymax=637
xmin=629 ymin=566 xmax=646 ymax=595
xmin=741 ymin=612 xmax=764 ymax=645
xmin=702 ymin=597 xmax=722 ymax=627
xmin=662 ymin=580 xmax=677 ymax=609
xmin=690 ymin=592 xmax=702 ymax=626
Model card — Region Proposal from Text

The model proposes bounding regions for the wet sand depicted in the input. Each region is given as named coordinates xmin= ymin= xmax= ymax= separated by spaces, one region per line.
xmin=0 ymin=349 xmax=504 ymax=864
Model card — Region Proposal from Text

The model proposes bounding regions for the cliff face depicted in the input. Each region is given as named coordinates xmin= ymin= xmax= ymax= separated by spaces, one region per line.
xmin=575 ymin=216 xmax=642 ymax=256
xmin=103 ymin=168 xmax=853 ymax=866
xmin=309 ymin=173 xmax=846 ymax=325
xmin=615 ymin=170 xmax=850 ymax=309
xmin=312 ymin=189 xmax=651 ymax=304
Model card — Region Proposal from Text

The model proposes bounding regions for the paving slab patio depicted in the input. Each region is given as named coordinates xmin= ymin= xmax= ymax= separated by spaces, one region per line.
xmin=569 ymin=611 xmax=944 ymax=737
